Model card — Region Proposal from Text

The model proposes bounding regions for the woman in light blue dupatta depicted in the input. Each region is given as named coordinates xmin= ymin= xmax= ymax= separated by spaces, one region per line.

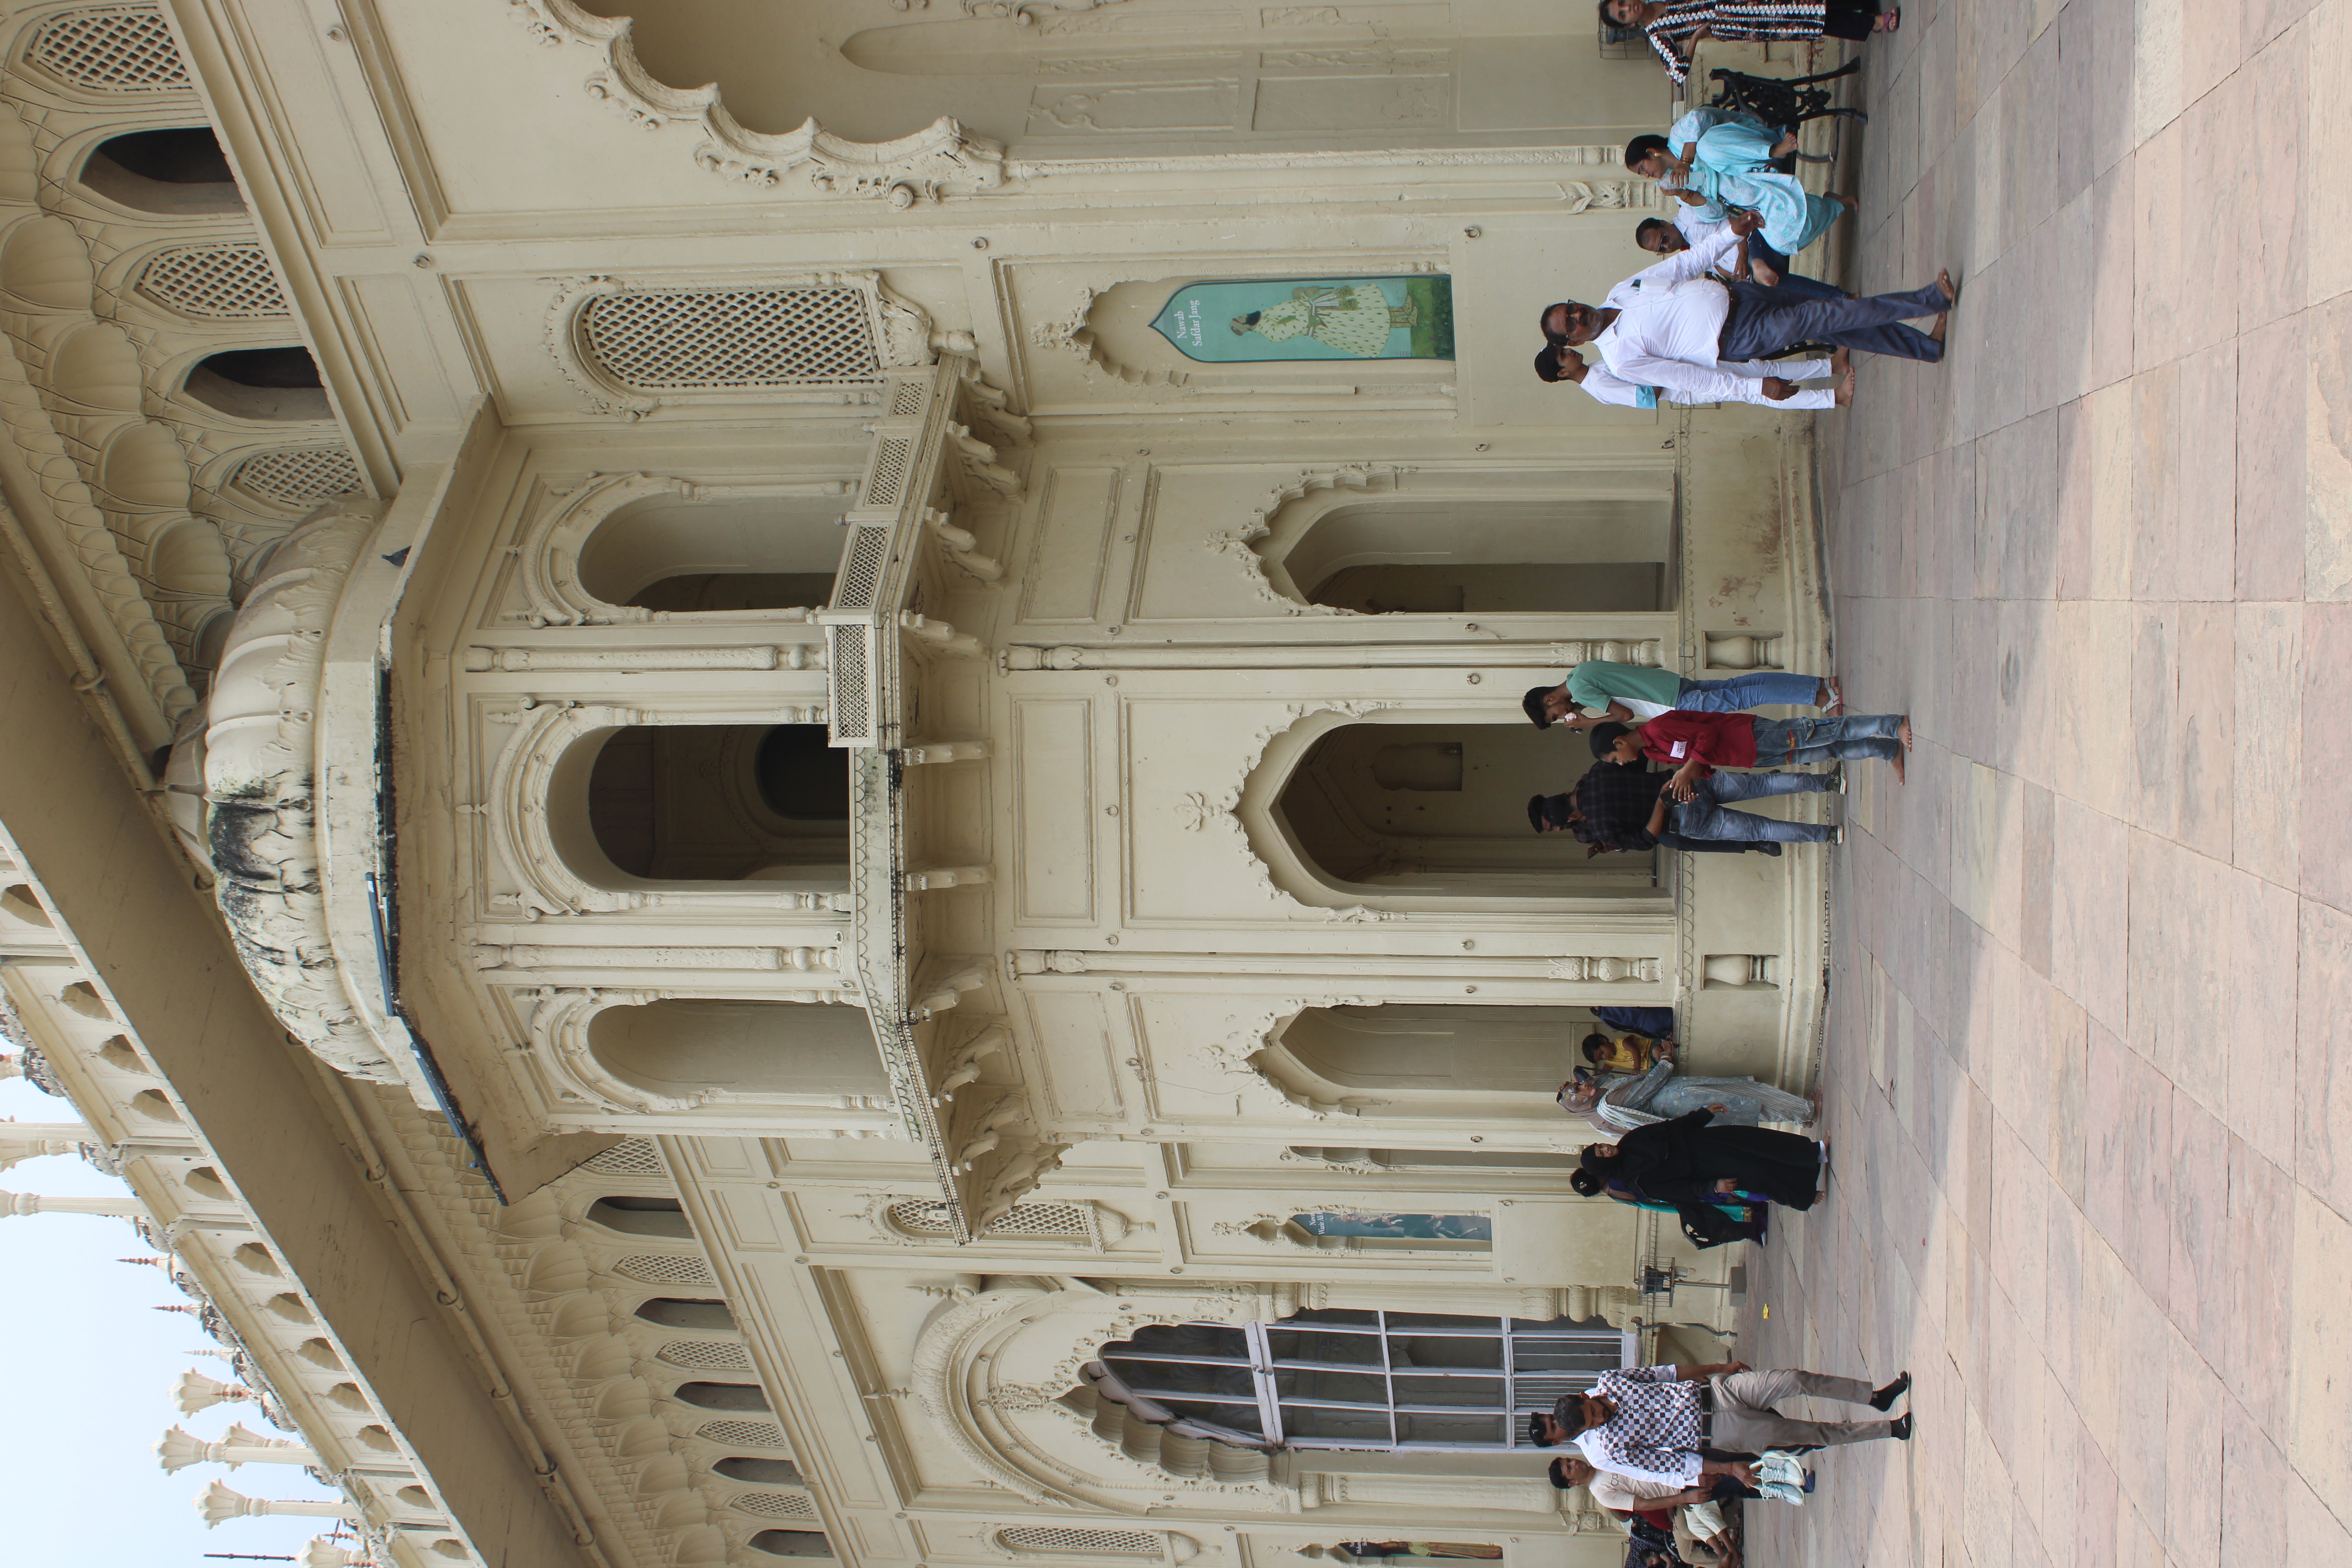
xmin=1627 ymin=122 xmax=1847 ymax=258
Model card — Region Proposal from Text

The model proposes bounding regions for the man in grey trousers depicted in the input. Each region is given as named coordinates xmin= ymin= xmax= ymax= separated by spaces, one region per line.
xmin=1528 ymin=1361 xmax=1912 ymax=1483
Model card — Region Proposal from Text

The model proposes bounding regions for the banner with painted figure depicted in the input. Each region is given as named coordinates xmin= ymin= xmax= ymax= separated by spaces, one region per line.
xmin=1151 ymin=276 xmax=1455 ymax=362
xmin=1290 ymin=1210 xmax=1492 ymax=1241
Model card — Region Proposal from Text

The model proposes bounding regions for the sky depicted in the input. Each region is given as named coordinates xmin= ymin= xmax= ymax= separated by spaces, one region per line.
xmin=1 ymin=1075 xmax=361 ymax=1568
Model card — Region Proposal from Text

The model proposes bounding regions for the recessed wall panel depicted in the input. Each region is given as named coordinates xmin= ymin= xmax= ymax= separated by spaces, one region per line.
xmin=1013 ymin=698 xmax=1095 ymax=922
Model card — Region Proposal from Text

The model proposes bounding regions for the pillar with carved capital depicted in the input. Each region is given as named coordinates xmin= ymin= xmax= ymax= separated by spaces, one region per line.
xmin=198 ymin=1481 xmax=357 ymax=1525
xmin=158 ymin=1423 xmax=322 ymax=1472
xmin=0 ymin=1123 xmax=91 ymax=1170
xmin=0 ymin=1187 xmax=143 ymax=1218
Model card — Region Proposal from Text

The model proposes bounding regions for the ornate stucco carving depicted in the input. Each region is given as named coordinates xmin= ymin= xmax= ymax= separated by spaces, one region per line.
xmin=1205 ymin=466 xmax=1405 ymax=616
xmin=503 ymin=1 xmax=1006 ymax=204
xmin=199 ymin=502 xmax=400 ymax=1083
xmin=908 ymin=1279 xmax=1298 ymax=1511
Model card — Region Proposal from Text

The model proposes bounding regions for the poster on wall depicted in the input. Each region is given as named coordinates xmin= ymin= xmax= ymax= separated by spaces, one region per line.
xmin=1290 ymin=1210 xmax=1492 ymax=1241
xmin=1150 ymin=276 xmax=1455 ymax=362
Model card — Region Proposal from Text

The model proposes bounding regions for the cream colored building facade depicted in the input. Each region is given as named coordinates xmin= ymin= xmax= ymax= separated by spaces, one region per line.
xmin=0 ymin=4 xmax=1839 ymax=1567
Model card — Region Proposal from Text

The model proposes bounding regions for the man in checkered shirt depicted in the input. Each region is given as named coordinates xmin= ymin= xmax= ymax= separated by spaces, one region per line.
xmin=1530 ymin=1360 xmax=1912 ymax=1483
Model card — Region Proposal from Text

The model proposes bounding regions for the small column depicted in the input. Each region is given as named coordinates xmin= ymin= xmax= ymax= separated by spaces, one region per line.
xmin=301 ymin=1542 xmax=372 ymax=1568
xmin=0 ymin=1188 xmax=143 ymax=1218
xmin=174 ymin=1368 xmax=260 ymax=1416
xmin=0 ymin=1124 xmax=92 ymax=1171
xmin=198 ymin=1481 xmax=357 ymax=1525
xmin=158 ymin=1423 xmax=322 ymax=1472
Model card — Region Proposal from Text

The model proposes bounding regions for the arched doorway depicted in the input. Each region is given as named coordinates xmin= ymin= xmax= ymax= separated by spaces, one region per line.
xmin=1275 ymin=498 xmax=1667 ymax=613
xmin=1271 ymin=722 xmax=1653 ymax=900
xmin=1259 ymin=1003 xmax=1634 ymax=1122
xmin=577 ymin=492 xmax=843 ymax=613
xmin=581 ymin=723 xmax=848 ymax=886
xmin=586 ymin=999 xmax=886 ymax=1104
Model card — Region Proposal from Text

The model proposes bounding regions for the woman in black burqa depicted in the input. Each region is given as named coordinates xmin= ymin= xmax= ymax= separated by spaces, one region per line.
xmin=1579 ymin=1106 xmax=1824 ymax=1210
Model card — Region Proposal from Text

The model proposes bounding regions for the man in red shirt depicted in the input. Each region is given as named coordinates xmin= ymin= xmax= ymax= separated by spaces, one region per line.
xmin=1599 ymin=709 xmax=1913 ymax=789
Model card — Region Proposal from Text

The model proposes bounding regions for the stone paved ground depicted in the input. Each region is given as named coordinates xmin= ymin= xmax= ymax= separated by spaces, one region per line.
xmin=1735 ymin=1 xmax=2352 ymax=1563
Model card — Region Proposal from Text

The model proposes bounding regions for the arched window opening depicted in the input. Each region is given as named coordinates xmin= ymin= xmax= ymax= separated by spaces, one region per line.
xmin=1091 ymin=1310 xmax=1626 ymax=1452
xmin=183 ymin=347 xmax=330 ymax=422
xmin=635 ymin=1298 xmax=737 ymax=1331
xmin=582 ymin=724 xmax=849 ymax=884
xmin=1275 ymin=499 xmax=1670 ymax=614
xmin=715 ymin=1457 xmax=805 ymax=1485
xmin=586 ymin=1195 xmax=693 ymax=1239
xmin=78 ymin=127 xmax=243 ymax=214
xmin=577 ymin=492 xmax=845 ymax=612
xmin=748 ymin=1531 xmax=832 ymax=1558
xmin=1261 ymin=1005 xmax=1628 ymax=1123
xmin=587 ymin=1000 xmax=886 ymax=1103
xmin=676 ymin=1381 xmax=774 ymax=1413
xmin=1274 ymin=723 xmax=1652 ymax=898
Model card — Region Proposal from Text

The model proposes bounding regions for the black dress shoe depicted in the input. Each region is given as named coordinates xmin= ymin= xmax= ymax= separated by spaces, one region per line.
xmin=1870 ymin=1371 xmax=1911 ymax=1410
xmin=1889 ymin=1413 xmax=1913 ymax=1441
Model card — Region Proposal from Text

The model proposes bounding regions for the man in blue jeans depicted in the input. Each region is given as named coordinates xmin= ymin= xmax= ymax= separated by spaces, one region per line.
xmin=1523 ymin=659 xmax=1841 ymax=732
xmin=1633 ymin=215 xmax=1945 ymax=361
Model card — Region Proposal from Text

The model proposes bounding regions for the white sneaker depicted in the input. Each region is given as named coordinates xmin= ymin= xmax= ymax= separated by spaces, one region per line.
xmin=1832 ymin=769 xmax=1848 ymax=795
xmin=1831 ymin=825 xmax=1846 ymax=845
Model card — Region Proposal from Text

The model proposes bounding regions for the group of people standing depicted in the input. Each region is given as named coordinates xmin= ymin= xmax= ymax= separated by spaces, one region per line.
xmin=1524 ymin=659 xmax=1909 ymax=853
xmin=1536 ymin=1003 xmax=1913 ymax=1568
xmin=1521 ymin=666 xmax=1915 ymax=1564
xmin=1535 ymin=67 xmax=1951 ymax=410
xmin=1511 ymin=31 xmax=1925 ymax=1566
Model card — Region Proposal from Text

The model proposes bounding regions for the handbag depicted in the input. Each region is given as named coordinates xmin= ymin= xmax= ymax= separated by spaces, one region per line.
xmin=1676 ymin=1203 xmax=1749 ymax=1250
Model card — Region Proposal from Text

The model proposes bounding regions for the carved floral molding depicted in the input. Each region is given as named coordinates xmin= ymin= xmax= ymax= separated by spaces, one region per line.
xmin=500 ymin=0 xmax=1006 ymax=205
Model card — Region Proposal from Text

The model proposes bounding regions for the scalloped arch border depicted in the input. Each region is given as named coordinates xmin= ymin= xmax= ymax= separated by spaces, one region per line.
xmin=502 ymin=0 xmax=1005 ymax=203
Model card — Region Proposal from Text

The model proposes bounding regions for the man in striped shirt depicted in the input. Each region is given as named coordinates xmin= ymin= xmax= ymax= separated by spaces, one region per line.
xmin=1601 ymin=1 xmax=1896 ymax=85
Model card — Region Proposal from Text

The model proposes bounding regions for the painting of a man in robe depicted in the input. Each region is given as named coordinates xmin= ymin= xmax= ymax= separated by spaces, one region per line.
xmin=1151 ymin=276 xmax=1455 ymax=362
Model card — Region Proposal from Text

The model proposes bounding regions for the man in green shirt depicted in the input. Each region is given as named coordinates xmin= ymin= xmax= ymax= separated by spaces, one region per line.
xmin=1522 ymin=660 xmax=1841 ymax=730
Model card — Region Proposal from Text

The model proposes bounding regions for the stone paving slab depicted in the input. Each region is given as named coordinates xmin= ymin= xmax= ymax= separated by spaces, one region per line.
xmin=1735 ymin=2 xmax=2352 ymax=1563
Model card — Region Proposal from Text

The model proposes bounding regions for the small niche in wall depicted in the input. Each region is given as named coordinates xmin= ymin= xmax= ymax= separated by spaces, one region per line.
xmin=79 ymin=128 xmax=244 ymax=215
xmin=185 ymin=1166 xmax=232 ymax=1202
xmin=183 ymin=347 xmax=330 ymax=422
